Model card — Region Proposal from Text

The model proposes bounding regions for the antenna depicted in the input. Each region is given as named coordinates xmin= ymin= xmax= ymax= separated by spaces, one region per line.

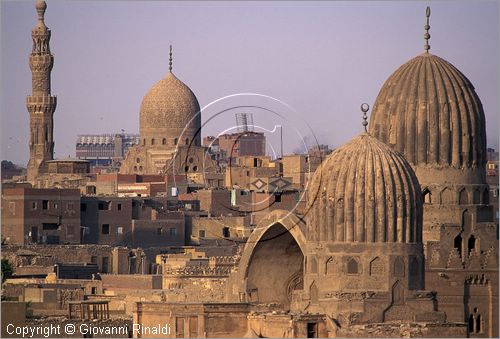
xmin=235 ymin=113 xmax=254 ymax=133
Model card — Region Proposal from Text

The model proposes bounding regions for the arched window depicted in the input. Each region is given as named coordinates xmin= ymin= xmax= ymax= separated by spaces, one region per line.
xmin=441 ymin=187 xmax=453 ymax=204
xmin=162 ymin=138 xmax=167 ymax=145
xmin=369 ymin=257 xmax=383 ymax=275
xmin=347 ymin=258 xmax=359 ymax=275
xmin=151 ymin=139 xmax=155 ymax=145
xmin=476 ymin=314 xmax=481 ymax=333
xmin=459 ymin=188 xmax=468 ymax=205
xmin=454 ymin=234 xmax=463 ymax=258
xmin=174 ymin=138 xmax=178 ymax=145
xmin=325 ymin=257 xmax=336 ymax=275
xmin=393 ymin=257 xmax=405 ymax=277
xmin=392 ymin=281 xmax=404 ymax=305
xmin=423 ymin=188 xmax=432 ymax=204
xmin=468 ymin=235 xmax=476 ymax=256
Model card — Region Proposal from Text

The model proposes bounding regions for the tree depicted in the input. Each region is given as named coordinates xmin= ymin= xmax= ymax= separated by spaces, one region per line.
xmin=1 ymin=259 xmax=13 ymax=283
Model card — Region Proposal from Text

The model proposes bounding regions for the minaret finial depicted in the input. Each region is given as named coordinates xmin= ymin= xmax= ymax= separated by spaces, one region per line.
xmin=424 ymin=6 xmax=431 ymax=53
xmin=36 ymin=0 xmax=47 ymax=22
xmin=361 ymin=103 xmax=369 ymax=132
xmin=169 ymin=44 xmax=173 ymax=72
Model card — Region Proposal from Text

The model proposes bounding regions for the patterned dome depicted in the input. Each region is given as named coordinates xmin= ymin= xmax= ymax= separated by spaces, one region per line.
xmin=307 ymin=133 xmax=422 ymax=243
xmin=369 ymin=53 xmax=487 ymax=171
xmin=139 ymin=72 xmax=201 ymax=147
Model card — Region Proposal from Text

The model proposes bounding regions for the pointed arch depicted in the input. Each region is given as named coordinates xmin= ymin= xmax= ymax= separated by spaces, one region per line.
xmin=458 ymin=188 xmax=468 ymax=205
xmin=392 ymin=280 xmax=404 ymax=305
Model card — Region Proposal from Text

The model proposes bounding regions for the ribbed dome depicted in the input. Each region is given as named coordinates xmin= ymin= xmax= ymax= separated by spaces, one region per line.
xmin=369 ymin=53 xmax=487 ymax=170
xmin=139 ymin=72 xmax=201 ymax=146
xmin=307 ymin=133 xmax=422 ymax=243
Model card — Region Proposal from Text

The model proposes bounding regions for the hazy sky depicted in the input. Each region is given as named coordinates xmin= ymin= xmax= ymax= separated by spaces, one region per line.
xmin=1 ymin=1 xmax=499 ymax=165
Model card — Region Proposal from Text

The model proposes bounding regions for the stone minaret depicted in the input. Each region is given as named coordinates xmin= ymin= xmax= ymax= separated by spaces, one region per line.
xmin=27 ymin=0 xmax=57 ymax=182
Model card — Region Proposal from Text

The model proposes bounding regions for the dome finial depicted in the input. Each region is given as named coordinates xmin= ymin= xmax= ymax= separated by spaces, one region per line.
xmin=169 ymin=44 xmax=173 ymax=72
xmin=424 ymin=6 xmax=431 ymax=53
xmin=361 ymin=103 xmax=369 ymax=132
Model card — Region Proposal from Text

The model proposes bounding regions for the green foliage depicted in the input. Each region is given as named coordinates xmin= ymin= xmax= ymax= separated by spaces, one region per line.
xmin=1 ymin=259 xmax=13 ymax=283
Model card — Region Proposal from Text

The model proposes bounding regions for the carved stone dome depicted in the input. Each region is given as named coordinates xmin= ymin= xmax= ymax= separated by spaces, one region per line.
xmin=369 ymin=53 xmax=487 ymax=184
xmin=307 ymin=133 xmax=422 ymax=244
xmin=139 ymin=72 xmax=201 ymax=147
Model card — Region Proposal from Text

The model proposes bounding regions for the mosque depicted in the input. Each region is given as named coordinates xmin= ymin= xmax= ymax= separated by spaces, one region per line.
xmin=23 ymin=1 xmax=498 ymax=337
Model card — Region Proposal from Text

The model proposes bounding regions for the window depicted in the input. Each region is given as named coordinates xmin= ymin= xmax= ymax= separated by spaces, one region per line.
xmin=185 ymin=138 xmax=189 ymax=145
xmin=8 ymin=202 xmax=15 ymax=214
xmin=102 ymin=257 xmax=109 ymax=273
xmin=169 ymin=228 xmax=177 ymax=236
xmin=53 ymin=202 xmax=58 ymax=209
xmin=151 ymin=138 xmax=155 ymax=145
xmin=175 ymin=318 xmax=184 ymax=338
xmin=307 ymin=323 xmax=317 ymax=338
xmin=98 ymin=202 xmax=105 ymax=210
xmin=32 ymin=202 xmax=37 ymax=210
xmin=91 ymin=256 xmax=97 ymax=264
xmin=174 ymin=138 xmax=178 ymax=145
xmin=189 ymin=317 xmax=198 ymax=338
xmin=275 ymin=193 xmax=282 ymax=203
xmin=199 ymin=230 xmax=205 ymax=238
xmin=42 ymin=223 xmax=59 ymax=231
xmin=42 ymin=200 xmax=48 ymax=210
xmin=347 ymin=258 xmax=359 ymax=274
xmin=162 ymin=138 xmax=167 ymax=145
xmin=222 ymin=227 xmax=230 ymax=238
xmin=91 ymin=287 xmax=97 ymax=295
xmin=117 ymin=227 xmax=123 ymax=234
xmin=117 ymin=203 xmax=122 ymax=211
xmin=80 ymin=203 xmax=87 ymax=212
xmin=157 ymin=227 xmax=163 ymax=235
xmin=102 ymin=224 xmax=110 ymax=234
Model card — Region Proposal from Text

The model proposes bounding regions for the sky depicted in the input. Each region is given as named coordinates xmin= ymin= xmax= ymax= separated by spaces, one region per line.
xmin=1 ymin=0 xmax=499 ymax=165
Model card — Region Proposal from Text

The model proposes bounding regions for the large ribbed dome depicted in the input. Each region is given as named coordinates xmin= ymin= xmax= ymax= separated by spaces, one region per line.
xmin=369 ymin=53 xmax=487 ymax=171
xmin=139 ymin=72 xmax=201 ymax=147
xmin=307 ymin=133 xmax=422 ymax=243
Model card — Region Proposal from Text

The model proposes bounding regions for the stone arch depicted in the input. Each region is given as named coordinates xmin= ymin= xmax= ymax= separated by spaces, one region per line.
xmin=441 ymin=187 xmax=454 ymax=204
xmin=369 ymin=257 xmax=383 ymax=275
xmin=347 ymin=257 xmax=359 ymax=275
xmin=391 ymin=280 xmax=404 ymax=305
xmin=458 ymin=188 xmax=468 ymax=205
xmin=422 ymin=187 xmax=432 ymax=204
xmin=238 ymin=210 xmax=306 ymax=309
xmin=309 ymin=257 xmax=318 ymax=274
xmin=393 ymin=257 xmax=405 ymax=277
xmin=310 ymin=280 xmax=319 ymax=304
xmin=325 ymin=257 xmax=336 ymax=275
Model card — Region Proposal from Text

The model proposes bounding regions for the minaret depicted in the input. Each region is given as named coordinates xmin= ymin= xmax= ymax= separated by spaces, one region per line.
xmin=27 ymin=0 xmax=57 ymax=183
